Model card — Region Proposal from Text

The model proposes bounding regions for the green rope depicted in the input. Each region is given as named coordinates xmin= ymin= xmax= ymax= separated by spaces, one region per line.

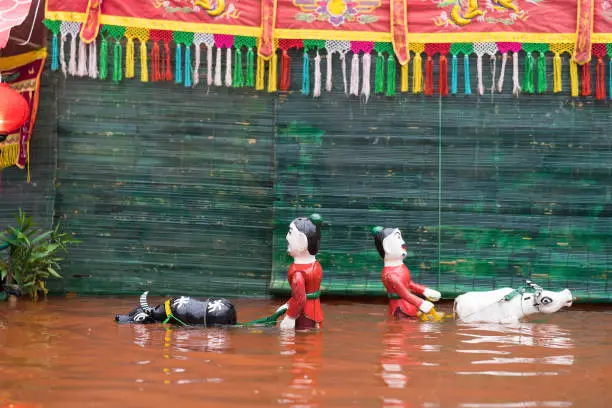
xmin=386 ymin=54 xmax=396 ymax=96
xmin=246 ymin=47 xmax=255 ymax=87
xmin=523 ymin=52 xmax=534 ymax=94
xmin=233 ymin=47 xmax=244 ymax=87
xmin=537 ymin=51 xmax=547 ymax=94
xmin=99 ymin=36 xmax=108 ymax=80
xmin=238 ymin=291 xmax=321 ymax=326
xmin=375 ymin=53 xmax=385 ymax=94
xmin=113 ymin=42 xmax=122 ymax=83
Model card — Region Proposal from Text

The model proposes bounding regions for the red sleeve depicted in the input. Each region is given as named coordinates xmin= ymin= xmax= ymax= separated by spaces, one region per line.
xmin=407 ymin=281 xmax=427 ymax=295
xmin=390 ymin=275 xmax=424 ymax=307
xmin=286 ymin=272 xmax=306 ymax=319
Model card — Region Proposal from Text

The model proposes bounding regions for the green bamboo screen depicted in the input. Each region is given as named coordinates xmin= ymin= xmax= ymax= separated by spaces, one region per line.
xmin=0 ymin=51 xmax=609 ymax=301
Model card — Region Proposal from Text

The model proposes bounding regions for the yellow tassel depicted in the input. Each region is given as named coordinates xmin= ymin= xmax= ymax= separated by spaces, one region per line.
xmin=140 ymin=41 xmax=149 ymax=82
xmin=570 ymin=60 xmax=579 ymax=97
xmin=412 ymin=53 xmax=423 ymax=94
xmin=0 ymin=144 xmax=19 ymax=169
xmin=26 ymin=142 xmax=30 ymax=183
xmin=401 ymin=63 xmax=408 ymax=92
xmin=553 ymin=53 xmax=562 ymax=93
xmin=256 ymin=55 xmax=265 ymax=90
xmin=267 ymin=51 xmax=278 ymax=93
xmin=126 ymin=37 xmax=135 ymax=79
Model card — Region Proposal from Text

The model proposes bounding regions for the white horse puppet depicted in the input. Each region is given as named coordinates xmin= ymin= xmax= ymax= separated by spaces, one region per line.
xmin=454 ymin=281 xmax=574 ymax=324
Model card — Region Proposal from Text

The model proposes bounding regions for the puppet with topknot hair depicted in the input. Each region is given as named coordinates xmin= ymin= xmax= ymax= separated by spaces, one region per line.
xmin=279 ymin=213 xmax=325 ymax=330
xmin=372 ymin=226 xmax=443 ymax=321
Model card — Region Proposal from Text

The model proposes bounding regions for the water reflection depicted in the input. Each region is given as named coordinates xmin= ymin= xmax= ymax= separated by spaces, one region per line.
xmin=456 ymin=323 xmax=574 ymax=378
xmin=379 ymin=322 xmax=442 ymax=390
xmin=457 ymin=323 xmax=573 ymax=349
xmin=378 ymin=322 xmax=444 ymax=408
xmin=278 ymin=330 xmax=323 ymax=408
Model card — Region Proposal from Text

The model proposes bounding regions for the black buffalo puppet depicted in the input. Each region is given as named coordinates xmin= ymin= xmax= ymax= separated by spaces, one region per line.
xmin=115 ymin=291 xmax=238 ymax=326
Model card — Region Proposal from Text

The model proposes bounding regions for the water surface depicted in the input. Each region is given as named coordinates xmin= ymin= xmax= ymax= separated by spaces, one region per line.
xmin=1 ymin=297 xmax=611 ymax=407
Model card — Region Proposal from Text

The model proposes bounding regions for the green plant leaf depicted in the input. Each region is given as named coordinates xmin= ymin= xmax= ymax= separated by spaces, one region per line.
xmin=47 ymin=267 xmax=62 ymax=278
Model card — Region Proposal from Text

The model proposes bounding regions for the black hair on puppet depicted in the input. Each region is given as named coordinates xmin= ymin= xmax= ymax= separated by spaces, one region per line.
xmin=292 ymin=213 xmax=323 ymax=255
xmin=371 ymin=226 xmax=396 ymax=259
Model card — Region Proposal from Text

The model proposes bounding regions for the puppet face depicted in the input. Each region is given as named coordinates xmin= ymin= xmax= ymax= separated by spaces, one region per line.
xmin=286 ymin=221 xmax=309 ymax=257
xmin=382 ymin=228 xmax=406 ymax=261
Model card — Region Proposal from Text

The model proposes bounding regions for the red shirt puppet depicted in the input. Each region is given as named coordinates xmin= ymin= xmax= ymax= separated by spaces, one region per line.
xmin=280 ymin=213 xmax=324 ymax=331
xmin=286 ymin=261 xmax=324 ymax=329
xmin=372 ymin=226 xmax=441 ymax=320
xmin=382 ymin=264 xmax=428 ymax=318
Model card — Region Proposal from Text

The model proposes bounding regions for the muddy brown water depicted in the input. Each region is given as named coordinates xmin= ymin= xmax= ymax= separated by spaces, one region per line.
xmin=1 ymin=297 xmax=611 ymax=408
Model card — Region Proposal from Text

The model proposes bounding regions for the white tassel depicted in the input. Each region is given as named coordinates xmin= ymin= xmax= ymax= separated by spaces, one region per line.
xmin=350 ymin=53 xmax=360 ymax=96
xmin=225 ymin=47 xmax=232 ymax=87
xmin=214 ymin=46 xmax=222 ymax=86
xmin=77 ymin=39 xmax=87 ymax=76
xmin=477 ymin=55 xmax=484 ymax=95
xmin=207 ymin=46 xmax=213 ymax=86
xmin=512 ymin=51 xmax=520 ymax=96
xmin=490 ymin=55 xmax=496 ymax=94
xmin=68 ymin=34 xmax=77 ymax=76
xmin=340 ymin=52 xmax=348 ymax=95
xmin=313 ymin=51 xmax=322 ymax=98
xmin=326 ymin=51 xmax=333 ymax=92
xmin=88 ymin=41 xmax=98 ymax=79
xmin=194 ymin=44 xmax=201 ymax=86
xmin=498 ymin=53 xmax=507 ymax=92
xmin=361 ymin=52 xmax=371 ymax=102
xmin=60 ymin=35 xmax=67 ymax=77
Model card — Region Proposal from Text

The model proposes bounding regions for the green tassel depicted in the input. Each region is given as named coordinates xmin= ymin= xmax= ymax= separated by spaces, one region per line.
xmin=523 ymin=52 xmax=534 ymax=94
xmin=113 ymin=41 xmax=122 ymax=83
xmin=537 ymin=51 xmax=547 ymax=94
xmin=233 ymin=47 xmax=244 ymax=88
xmin=375 ymin=53 xmax=385 ymax=94
xmin=386 ymin=54 xmax=396 ymax=96
xmin=100 ymin=37 xmax=108 ymax=80
xmin=246 ymin=47 xmax=255 ymax=87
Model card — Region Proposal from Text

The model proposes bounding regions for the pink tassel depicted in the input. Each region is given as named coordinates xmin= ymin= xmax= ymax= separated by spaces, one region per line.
xmin=326 ymin=51 xmax=332 ymax=92
xmin=194 ymin=43 xmax=201 ymax=86
xmin=361 ymin=52 xmax=371 ymax=102
xmin=350 ymin=53 xmax=360 ymax=96
xmin=225 ymin=47 xmax=232 ymax=87
xmin=477 ymin=55 xmax=484 ymax=95
xmin=68 ymin=34 xmax=78 ymax=76
xmin=207 ymin=46 xmax=213 ymax=87
xmin=498 ymin=53 xmax=507 ymax=92
xmin=77 ymin=39 xmax=87 ymax=76
xmin=214 ymin=47 xmax=222 ymax=86
xmin=490 ymin=55 xmax=496 ymax=94
xmin=341 ymin=53 xmax=348 ymax=95
xmin=313 ymin=50 xmax=322 ymax=97
xmin=512 ymin=51 xmax=520 ymax=96
xmin=59 ymin=35 xmax=67 ymax=76
xmin=88 ymin=42 xmax=98 ymax=79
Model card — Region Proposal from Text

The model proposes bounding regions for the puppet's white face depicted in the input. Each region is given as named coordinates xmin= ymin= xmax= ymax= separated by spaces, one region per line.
xmin=286 ymin=222 xmax=309 ymax=258
xmin=382 ymin=228 xmax=406 ymax=261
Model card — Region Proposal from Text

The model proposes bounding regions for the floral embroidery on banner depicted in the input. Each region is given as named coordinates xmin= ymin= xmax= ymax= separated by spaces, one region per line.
xmin=293 ymin=0 xmax=383 ymax=26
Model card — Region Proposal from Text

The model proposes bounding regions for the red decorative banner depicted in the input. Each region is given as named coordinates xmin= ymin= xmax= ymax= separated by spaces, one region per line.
xmin=0 ymin=49 xmax=46 ymax=177
xmin=574 ymin=0 xmax=595 ymax=64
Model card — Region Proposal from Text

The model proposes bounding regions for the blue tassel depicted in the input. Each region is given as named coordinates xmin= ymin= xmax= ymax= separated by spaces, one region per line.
xmin=184 ymin=45 xmax=192 ymax=87
xmin=175 ymin=44 xmax=182 ymax=84
xmin=451 ymin=54 xmax=458 ymax=95
xmin=302 ymin=51 xmax=310 ymax=96
xmin=51 ymin=34 xmax=59 ymax=71
xmin=464 ymin=54 xmax=472 ymax=95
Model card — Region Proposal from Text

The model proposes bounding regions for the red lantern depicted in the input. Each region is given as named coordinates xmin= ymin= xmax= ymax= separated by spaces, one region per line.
xmin=0 ymin=82 xmax=30 ymax=135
